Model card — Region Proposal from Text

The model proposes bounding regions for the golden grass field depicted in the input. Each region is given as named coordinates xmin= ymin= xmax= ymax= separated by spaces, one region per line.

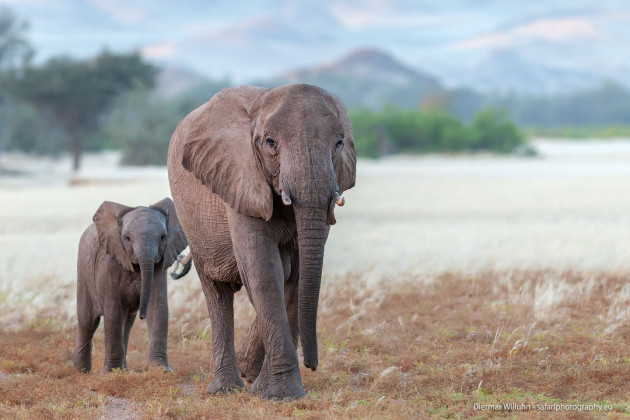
xmin=2 ymin=139 xmax=630 ymax=418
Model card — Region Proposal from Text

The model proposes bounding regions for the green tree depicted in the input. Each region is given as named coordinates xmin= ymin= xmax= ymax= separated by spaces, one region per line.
xmin=0 ymin=6 xmax=31 ymax=71
xmin=349 ymin=106 xmax=525 ymax=157
xmin=99 ymin=88 xmax=192 ymax=165
xmin=0 ymin=7 xmax=32 ymax=154
xmin=471 ymin=107 xmax=524 ymax=153
xmin=4 ymin=51 xmax=156 ymax=170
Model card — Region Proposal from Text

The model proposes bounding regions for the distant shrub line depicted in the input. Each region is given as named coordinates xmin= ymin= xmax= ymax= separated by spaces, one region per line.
xmin=527 ymin=125 xmax=630 ymax=139
xmin=349 ymin=106 xmax=527 ymax=158
xmin=3 ymin=87 xmax=528 ymax=165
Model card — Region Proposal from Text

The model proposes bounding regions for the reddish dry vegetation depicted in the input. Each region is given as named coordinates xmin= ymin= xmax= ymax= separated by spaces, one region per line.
xmin=1 ymin=271 xmax=630 ymax=419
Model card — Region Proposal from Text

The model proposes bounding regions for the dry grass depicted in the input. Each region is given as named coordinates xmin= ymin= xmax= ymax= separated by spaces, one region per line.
xmin=2 ymin=270 xmax=630 ymax=418
xmin=3 ymin=141 xmax=630 ymax=417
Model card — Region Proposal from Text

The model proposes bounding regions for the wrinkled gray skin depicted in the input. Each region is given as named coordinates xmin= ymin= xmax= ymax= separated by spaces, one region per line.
xmin=72 ymin=198 xmax=187 ymax=373
xmin=167 ymin=84 xmax=356 ymax=400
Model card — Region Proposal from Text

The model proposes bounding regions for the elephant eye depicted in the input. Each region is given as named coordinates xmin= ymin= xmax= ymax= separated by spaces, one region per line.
xmin=124 ymin=235 xmax=131 ymax=242
xmin=265 ymin=137 xmax=276 ymax=148
xmin=160 ymin=234 xmax=166 ymax=241
xmin=335 ymin=139 xmax=344 ymax=148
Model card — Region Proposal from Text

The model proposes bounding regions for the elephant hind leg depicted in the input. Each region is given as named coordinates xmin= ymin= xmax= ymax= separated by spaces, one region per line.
xmin=72 ymin=313 xmax=100 ymax=373
xmin=237 ymin=321 xmax=265 ymax=383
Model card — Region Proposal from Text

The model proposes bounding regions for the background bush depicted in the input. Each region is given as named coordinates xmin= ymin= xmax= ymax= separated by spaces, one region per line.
xmin=350 ymin=106 xmax=526 ymax=158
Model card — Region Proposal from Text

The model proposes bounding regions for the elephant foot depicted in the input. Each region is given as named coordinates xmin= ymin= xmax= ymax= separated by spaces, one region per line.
xmin=102 ymin=360 xmax=126 ymax=373
xmin=71 ymin=348 xmax=91 ymax=373
xmin=252 ymin=364 xmax=306 ymax=400
xmin=149 ymin=364 xmax=173 ymax=373
xmin=205 ymin=374 xmax=244 ymax=395
xmin=237 ymin=333 xmax=265 ymax=384
xmin=238 ymin=353 xmax=264 ymax=384
xmin=250 ymin=367 xmax=268 ymax=395
xmin=261 ymin=380 xmax=306 ymax=401
xmin=149 ymin=357 xmax=172 ymax=372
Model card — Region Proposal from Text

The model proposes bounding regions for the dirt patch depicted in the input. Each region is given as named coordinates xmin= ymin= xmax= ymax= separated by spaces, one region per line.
xmin=102 ymin=396 xmax=139 ymax=420
xmin=178 ymin=383 xmax=197 ymax=397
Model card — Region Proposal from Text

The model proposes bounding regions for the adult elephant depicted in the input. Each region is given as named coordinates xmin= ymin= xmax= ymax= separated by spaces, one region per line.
xmin=167 ymin=84 xmax=356 ymax=400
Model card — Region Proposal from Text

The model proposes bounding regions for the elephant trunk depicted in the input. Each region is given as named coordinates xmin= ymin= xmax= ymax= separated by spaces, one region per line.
xmin=138 ymin=260 xmax=154 ymax=320
xmin=294 ymin=204 xmax=329 ymax=371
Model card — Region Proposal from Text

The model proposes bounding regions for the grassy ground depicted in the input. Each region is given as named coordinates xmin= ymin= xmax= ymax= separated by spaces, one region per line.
xmin=3 ymin=144 xmax=630 ymax=418
xmin=2 ymin=270 xmax=630 ymax=418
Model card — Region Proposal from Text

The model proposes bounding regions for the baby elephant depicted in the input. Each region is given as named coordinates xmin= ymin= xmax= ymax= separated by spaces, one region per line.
xmin=72 ymin=198 xmax=188 ymax=373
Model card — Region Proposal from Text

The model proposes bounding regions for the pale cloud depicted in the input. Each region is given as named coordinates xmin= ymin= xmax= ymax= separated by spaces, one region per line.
xmin=515 ymin=18 xmax=597 ymax=40
xmin=452 ymin=17 xmax=598 ymax=50
xmin=330 ymin=0 xmax=391 ymax=29
xmin=331 ymin=2 xmax=466 ymax=31
xmin=141 ymin=40 xmax=175 ymax=58
xmin=88 ymin=0 xmax=147 ymax=24
xmin=605 ymin=10 xmax=630 ymax=21
xmin=1 ymin=0 xmax=47 ymax=3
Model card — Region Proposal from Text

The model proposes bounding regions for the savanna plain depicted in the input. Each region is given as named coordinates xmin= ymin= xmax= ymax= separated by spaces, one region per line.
xmin=2 ymin=139 xmax=630 ymax=419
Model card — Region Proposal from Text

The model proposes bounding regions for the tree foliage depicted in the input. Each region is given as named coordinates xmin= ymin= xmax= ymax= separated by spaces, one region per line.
xmin=0 ymin=6 xmax=31 ymax=72
xmin=350 ymin=106 xmax=526 ymax=158
xmin=0 ymin=7 xmax=33 ymax=154
xmin=99 ymin=89 xmax=185 ymax=165
xmin=97 ymin=78 xmax=232 ymax=166
xmin=4 ymin=50 xmax=156 ymax=169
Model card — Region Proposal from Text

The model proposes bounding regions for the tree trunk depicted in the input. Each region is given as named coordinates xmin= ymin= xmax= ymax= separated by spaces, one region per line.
xmin=68 ymin=128 xmax=81 ymax=172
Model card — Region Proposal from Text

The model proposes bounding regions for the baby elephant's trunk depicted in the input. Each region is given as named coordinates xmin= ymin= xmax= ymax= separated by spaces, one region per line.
xmin=138 ymin=261 xmax=154 ymax=320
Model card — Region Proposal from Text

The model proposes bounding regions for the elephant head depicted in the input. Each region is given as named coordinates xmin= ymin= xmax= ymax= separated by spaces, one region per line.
xmin=181 ymin=84 xmax=356 ymax=370
xmin=93 ymin=198 xmax=187 ymax=319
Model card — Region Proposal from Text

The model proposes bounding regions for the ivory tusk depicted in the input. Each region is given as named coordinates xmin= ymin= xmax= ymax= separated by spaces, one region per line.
xmin=179 ymin=252 xmax=193 ymax=265
xmin=334 ymin=192 xmax=345 ymax=206
xmin=281 ymin=190 xmax=292 ymax=206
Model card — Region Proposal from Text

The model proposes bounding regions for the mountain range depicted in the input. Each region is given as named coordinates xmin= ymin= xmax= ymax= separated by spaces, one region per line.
xmin=9 ymin=1 xmax=630 ymax=98
xmin=254 ymin=49 xmax=442 ymax=109
xmin=158 ymin=47 xmax=625 ymax=110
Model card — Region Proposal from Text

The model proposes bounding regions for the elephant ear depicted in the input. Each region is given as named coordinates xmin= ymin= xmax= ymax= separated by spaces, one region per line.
xmin=181 ymin=86 xmax=274 ymax=221
xmin=331 ymin=94 xmax=357 ymax=193
xmin=93 ymin=201 xmax=134 ymax=271
xmin=150 ymin=197 xmax=188 ymax=268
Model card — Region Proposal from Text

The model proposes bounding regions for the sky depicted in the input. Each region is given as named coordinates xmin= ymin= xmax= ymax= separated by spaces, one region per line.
xmin=2 ymin=0 xmax=629 ymax=88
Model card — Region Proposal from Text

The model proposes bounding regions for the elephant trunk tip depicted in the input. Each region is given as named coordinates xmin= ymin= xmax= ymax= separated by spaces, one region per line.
xmin=304 ymin=359 xmax=318 ymax=371
xmin=138 ymin=310 xmax=147 ymax=320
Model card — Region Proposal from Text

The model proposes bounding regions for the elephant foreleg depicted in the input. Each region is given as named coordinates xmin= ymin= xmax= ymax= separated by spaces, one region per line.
xmin=238 ymin=251 xmax=299 ymax=385
xmin=122 ymin=311 xmax=136 ymax=369
xmin=103 ymin=311 xmax=126 ymax=372
xmin=202 ymin=279 xmax=244 ymax=394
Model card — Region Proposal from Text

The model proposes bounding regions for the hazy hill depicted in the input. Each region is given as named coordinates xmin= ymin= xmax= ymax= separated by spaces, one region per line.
xmin=464 ymin=50 xmax=606 ymax=95
xmin=154 ymin=67 xmax=208 ymax=99
xmin=255 ymin=49 xmax=444 ymax=109
xmin=153 ymin=47 xmax=630 ymax=128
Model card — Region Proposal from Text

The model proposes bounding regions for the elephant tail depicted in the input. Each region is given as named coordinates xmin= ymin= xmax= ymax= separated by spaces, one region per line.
xmin=170 ymin=252 xmax=193 ymax=280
